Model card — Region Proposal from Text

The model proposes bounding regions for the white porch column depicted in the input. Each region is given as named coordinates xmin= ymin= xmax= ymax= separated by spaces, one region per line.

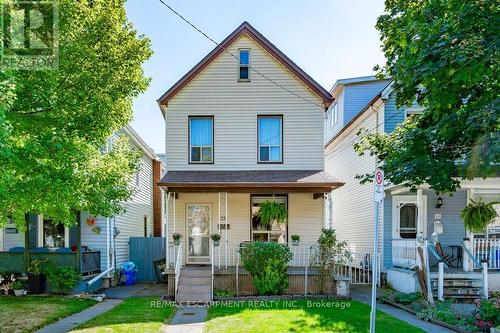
xmin=324 ymin=193 xmax=333 ymax=229
xmin=225 ymin=192 xmax=228 ymax=269
xmin=217 ymin=192 xmax=221 ymax=270
xmin=416 ymin=188 xmax=425 ymax=240
xmin=464 ymin=189 xmax=475 ymax=272
xmin=164 ymin=191 xmax=170 ymax=269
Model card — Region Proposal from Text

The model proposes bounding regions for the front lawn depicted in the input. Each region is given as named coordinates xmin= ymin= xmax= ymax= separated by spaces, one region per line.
xmin=72 ymin=297 xmax=175 ymax=333
xmin=205 ymin=299 xmax=424 ymax=333
xmin=0 ymin=296 xmax=96 ymax=333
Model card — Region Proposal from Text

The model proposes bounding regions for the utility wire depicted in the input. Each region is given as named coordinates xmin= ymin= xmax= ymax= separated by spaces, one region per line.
xmin=157 ymin=0 xmax=326 ymax=109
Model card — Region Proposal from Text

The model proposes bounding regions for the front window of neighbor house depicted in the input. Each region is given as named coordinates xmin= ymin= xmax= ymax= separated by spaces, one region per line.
xmin=189 ymin=116 xmax=213 ymax=163
xmin=251 ymin=196 xmax=287 ymax=243
xmin=43 ymin=218 xmax=65 ymax=248
xmin=239 ymin=49 xmax=250 ymax=81
xmin=258 ymin=115 xmax=282 ymax=162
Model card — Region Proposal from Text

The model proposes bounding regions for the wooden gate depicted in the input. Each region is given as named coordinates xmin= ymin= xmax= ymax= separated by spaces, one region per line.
xmin=129 ymin=237 xmax=166 ymax=282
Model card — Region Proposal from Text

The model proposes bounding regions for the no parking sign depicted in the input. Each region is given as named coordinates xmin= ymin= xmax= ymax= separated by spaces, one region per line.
xmin=374 ymin=169 xmax=384 ymax=203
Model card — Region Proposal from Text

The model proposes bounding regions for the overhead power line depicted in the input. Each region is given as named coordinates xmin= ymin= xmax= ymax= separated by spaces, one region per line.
xmin=157 ymin=0 xmax=326 ymax=109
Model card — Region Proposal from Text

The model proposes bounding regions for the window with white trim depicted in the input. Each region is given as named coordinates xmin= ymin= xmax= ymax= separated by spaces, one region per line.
xmin=189 ymin=116 xmax=213 ymax=163
xmin=258 ymin=115 xmax=282 ymax=162
xmin=238 ymin=49 xmax=250 ymax=81
xmin=251 ymin=196 xmax=287 ymax=243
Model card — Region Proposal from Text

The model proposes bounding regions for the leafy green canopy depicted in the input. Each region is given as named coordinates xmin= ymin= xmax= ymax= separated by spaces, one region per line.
xmin=0 ymin=0 xmax=152 ymax=227
xmin=355 ymin=0 xmax=499 ymax=193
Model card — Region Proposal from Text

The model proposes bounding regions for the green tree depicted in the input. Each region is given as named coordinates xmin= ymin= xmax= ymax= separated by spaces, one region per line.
xmin=355 ymin=0 xmax=499 ymax=193
xmin=0 ymin=0 xmax=152 ymax=227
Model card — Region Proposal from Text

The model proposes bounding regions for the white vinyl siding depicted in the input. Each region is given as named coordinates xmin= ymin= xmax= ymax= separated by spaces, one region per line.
xmin=165 ymin=34 xmax=324 ymax=171
xmin=325 ymin=104 xmax=385 ymax=267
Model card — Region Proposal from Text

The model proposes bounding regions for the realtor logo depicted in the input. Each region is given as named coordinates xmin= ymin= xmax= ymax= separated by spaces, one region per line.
xmin=1 ymin=0 xmax=59 ymax=70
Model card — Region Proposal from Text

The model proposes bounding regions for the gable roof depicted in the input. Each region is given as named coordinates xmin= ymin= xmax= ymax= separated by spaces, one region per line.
xmin=157 ymin=22 xmax=333 ymax=111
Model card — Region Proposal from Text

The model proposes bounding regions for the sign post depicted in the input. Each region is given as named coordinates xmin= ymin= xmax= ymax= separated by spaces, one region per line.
xmin=370 ymin=169 xmax=384 ymax=333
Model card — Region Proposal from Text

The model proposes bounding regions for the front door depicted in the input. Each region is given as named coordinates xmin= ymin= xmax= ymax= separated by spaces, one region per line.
xmin=392 ymin=195 xmax=427 ymax=240
xmin=186 ymin=204 xmax=211 ymax=264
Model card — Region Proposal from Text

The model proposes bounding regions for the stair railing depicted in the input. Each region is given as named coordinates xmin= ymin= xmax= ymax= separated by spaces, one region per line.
xmin=174 ymin=240 xmax=183 ymax=301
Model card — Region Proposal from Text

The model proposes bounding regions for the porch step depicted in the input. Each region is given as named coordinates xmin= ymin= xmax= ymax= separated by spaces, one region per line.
xmin=430 ymin=277 xmax=483 ymax=300
xmin=176 ymin=266 xmax=212 ymax=303
xmin=176 ymin=292 xmax=212 ymax=303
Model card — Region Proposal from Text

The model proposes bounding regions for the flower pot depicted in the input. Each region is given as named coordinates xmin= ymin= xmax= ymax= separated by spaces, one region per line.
xmin=28 ymin=273 xmax=45 ymax=294
xmin=102 ymin=277 xmax=111 ymax=289
xmin=111 ymin=277 xmax=118 ymax=287
xmin=292 ymin=240 xmax=300 ymax=246
xmin=14 ymin=289 xmax=25 ymax=297
xmin=213 ymin=240 xmax=220 ymax=247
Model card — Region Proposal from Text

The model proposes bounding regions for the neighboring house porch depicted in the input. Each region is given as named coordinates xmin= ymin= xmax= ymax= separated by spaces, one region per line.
xmin=0 ymin=213 xmax=103 ymax=279
xmin=385 ymin=178 xmax=500 ymax=297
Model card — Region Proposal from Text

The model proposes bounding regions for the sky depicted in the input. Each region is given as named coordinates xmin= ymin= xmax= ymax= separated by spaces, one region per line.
xmin=125 ymin=0 xmax=387 ymax=153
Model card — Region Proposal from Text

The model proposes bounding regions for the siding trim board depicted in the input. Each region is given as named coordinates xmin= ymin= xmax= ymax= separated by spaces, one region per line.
xmin=157 ymin=22 xmax=333 ymax=110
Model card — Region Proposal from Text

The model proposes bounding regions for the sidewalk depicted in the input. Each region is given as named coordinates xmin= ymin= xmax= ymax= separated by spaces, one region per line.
xmin=36 ymin=299 xmax=123 ymax=333
xmin=163 ymin=306 xmax=208 ymax=333
xmin=351 ymin=285 xmax=455 ymax=333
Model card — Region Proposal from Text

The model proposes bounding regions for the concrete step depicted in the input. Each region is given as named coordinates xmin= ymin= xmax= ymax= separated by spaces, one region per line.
xmin=177 ymin=292 xmax=211 ymax=303
xmin=180 ymin=268 xmax=211 ymax=278
xmin=178 ymin=284 xmax=211 ymax=294
xmin=178 ymin=277 xmax=211 ymax=286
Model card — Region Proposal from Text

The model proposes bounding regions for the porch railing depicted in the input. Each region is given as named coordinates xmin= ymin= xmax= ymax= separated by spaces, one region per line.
xmin=0 ymin=251 xmax=100 ymax=275
xmin=473 ymin=238 xmax=500 ymax=269
xmin=392 ymin=239 xmax=417 ymax=269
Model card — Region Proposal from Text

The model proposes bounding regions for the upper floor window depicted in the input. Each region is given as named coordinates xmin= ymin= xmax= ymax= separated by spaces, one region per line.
xmin=239 ymin=49 xmax=250 ymax=81
xmin=330 ymin=104 xmax=338 ymax=128
xmin=258 ymin=115 xmax=282 ymax=163
xmin=189 ymin=116 xmax=213 ymax=163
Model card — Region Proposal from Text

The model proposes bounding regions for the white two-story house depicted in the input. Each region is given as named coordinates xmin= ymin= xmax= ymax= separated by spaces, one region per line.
xmin=157 ymin=22 xmax=342 ymax=277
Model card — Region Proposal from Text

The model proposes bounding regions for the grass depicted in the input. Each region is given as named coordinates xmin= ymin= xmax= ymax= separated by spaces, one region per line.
xmin=71 ymin=297 xmax=175 ymax=333
xmin=205 ymin=299 xmax=425 ymax=333
xmin=0 ymin=295 xmax=97 ymax=333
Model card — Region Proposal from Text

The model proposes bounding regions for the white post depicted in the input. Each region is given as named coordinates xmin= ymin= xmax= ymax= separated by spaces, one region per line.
xmin=165 ymin=192 xmax=170 ymax=269
xmin=225 ymin=192 xmax=228 ymax=269
xmin=304 ymin=248 xmax=309 ymax=296
xmin=218 ymin=192 xmax=221 ymax=270
xmin=106 ymin=217 xmax=110 ymax=276
xmin=482 ymin=260 xmax=489 ymax=299
xmin=438 ymin=261 xmax=444 ymax=301
xmin=424 ymin=240 xmax=434 ymax=304
xmin=370 ymin=169 xmax=384 ymax=333
xmin=173 ymin=193 xmax=176 ymax=234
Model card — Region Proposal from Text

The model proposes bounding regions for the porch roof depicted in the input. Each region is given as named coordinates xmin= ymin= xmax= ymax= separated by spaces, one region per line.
xmin=158 ymin=170 xmax=344 ymax=193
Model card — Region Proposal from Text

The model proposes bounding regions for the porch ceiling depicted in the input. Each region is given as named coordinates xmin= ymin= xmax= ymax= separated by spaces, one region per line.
xmin=158 ymin=170 xmax=344 ymax=193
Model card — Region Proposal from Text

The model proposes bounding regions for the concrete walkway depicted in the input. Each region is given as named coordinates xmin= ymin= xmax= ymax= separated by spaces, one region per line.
xmin=351 ymin=285 xmax=455 ymax=333
xmin=36 ymin=299 xmax=123 ymax=333
xmin=163 ymin=306 xmax=208 ymax=333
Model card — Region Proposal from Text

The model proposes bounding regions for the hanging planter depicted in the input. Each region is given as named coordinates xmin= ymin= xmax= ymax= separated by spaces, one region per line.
xmin=172 ymin=233 xmax=182 ymax=246
xmin=461 ymin=199 xmax=499 ymax=233
xmin=211 ymin=233 xmax=221 ymax=246
xmin=257 ymin=200 xmax=288 ymax=226
xmin=86 ymin=216 xmax=101 ymax=235
xmin=291 ymin=235 xmax=300 ymax=246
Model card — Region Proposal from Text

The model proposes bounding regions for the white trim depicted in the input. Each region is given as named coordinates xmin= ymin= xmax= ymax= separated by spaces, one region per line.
xmin=185 ymin=203 xmax=211 ymax=264
xmin=392 ymin=195 xmax=427 ymax=240
xmin=122 ymin=125 xmax=157 ymax=160
xmin=37 ymin=215 xmax=69 ymax=248
xmin=0 ymin=226 xmax=4 ymax=251
xmin=380 ymin=81 xmax=394 ymax=100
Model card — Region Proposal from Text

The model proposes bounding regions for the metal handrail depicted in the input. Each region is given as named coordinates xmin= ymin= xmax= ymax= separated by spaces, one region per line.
xmin=174 ymin=241 xmax=183 ymax=300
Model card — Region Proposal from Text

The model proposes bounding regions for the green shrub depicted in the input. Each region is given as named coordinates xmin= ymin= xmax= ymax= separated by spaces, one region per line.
xmin=473 ymin=296 xmax=500 ymax=328
xmin=46 ymin=266 xmax=79 ymax=294
xmin=240 ymin=242 xmax=292 ymax=295
xmin=312 ymin=228 xmax=351 ymax=294
xmin=394 ymin=292 xmax=421 ymax=305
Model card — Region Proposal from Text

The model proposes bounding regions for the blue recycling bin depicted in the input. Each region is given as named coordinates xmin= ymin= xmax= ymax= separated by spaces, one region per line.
xmin=121 ymin=261 xmax=137 ymax=286
xmin=495 ymin=249 xmax=500 ymax=268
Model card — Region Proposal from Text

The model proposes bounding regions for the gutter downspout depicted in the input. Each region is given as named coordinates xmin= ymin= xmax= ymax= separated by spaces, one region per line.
xmin=86 ymin=217 xmax=115 ymax=288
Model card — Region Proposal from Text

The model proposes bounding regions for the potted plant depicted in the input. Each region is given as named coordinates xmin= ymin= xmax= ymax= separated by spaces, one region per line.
xmin=291 ymin=235 xmax=300 ymax=246
xmin=27 ymin=259 xmax=47 ymax=294
xmin=257 ymin=200 xmax=288 ymax=226
xmin=12 ymin=280 xmax=25 ymax=296
xmin=172 ymin=233 xmax=182 ymax=246
xmin=461 ymin=199 xmax=499 ymax=232
xmin=211 ymin=233 xmax=221 ymax=246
